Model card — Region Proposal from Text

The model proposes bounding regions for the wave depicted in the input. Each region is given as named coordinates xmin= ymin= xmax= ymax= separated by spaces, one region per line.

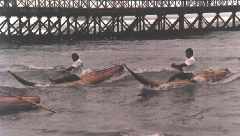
xmin=9 ymin=64 xmax=51 ymax=71
xmin=133 ymin=67 xmax=178 ymax=74
xmin=34 ymin=83 xmax=51 ymax=87
xmin=9 ymin=64 xmax=66 ymax=72
xmin=27 ymin=65 xmax=54 ymax=70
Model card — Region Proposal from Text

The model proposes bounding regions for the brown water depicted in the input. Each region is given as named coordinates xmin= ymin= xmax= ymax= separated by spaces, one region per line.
xmin=1 ymin=31 xmax=240 ymax=136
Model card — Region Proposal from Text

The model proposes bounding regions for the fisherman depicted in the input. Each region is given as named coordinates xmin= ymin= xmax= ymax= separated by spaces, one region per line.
xmin=50 ymin=53 xmax=84 ymax=84
xmin=168 ymin=48 xmax=196 ymax=82
xmin=66 ymin=53 xmax=84 ymax=75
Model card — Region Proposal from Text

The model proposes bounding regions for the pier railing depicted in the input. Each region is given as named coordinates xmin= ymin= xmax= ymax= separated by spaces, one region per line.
xmin=1 ymin=0 xmax=240 ymax=40
xmin=0 ymin=0 xmax=240 ymax=8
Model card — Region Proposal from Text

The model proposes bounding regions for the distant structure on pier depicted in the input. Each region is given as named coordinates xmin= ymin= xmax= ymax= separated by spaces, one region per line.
xmin=0 ymin=0 xmax=240 ymax=40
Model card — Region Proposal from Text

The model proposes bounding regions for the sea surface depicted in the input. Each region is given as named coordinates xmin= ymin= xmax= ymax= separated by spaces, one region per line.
xmin=1 ymin=31 xmax=240 ymax=136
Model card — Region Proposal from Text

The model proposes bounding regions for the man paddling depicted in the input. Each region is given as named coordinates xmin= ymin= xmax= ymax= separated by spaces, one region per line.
xmin=50 ymin=53 xmax=84 ymax=84
xmin=168 ymin=48 xmax=196 ymax=82
xmin=66 ymin=53 xmax=84 ymax=75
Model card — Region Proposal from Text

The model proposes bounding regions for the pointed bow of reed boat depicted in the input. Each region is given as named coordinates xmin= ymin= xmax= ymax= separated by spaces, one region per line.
xmin=0 ymin=96 xmax=40 ymax=114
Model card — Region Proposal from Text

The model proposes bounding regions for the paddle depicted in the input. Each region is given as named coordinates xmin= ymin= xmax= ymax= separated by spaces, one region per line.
xmin=8 ymin=71 xmax=36 ymax=86
xmin=16 ymin=96 xmax=56 ymax=114
xmin=123 ymin=64 xmax=159 ymax=87
xmin=57 ymin=69 xmax=69 ymax=74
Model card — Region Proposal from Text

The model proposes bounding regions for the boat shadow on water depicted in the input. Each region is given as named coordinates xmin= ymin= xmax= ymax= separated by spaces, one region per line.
xmin=138 ymin=84 xmax=197 ymax=100
xmin=0 ymin=105 xmax=39 ymax=116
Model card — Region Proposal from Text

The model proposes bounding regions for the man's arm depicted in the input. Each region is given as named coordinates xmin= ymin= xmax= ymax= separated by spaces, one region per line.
xmin=64 ymin=60 xmax=83 ymax=73
xmin=65 ymin=66 xmax=74 ymax=72
xmin=171 ymin=63 xmax=187 ymax=71
xmin=65 ymin=59 xmax=83 ymax=72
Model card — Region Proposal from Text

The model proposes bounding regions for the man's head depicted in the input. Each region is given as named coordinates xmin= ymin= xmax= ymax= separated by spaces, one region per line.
xmin=185 ymin=48 xmax=193 ymax=58
xmin=72 ymin=53 xmax=79 ymax=61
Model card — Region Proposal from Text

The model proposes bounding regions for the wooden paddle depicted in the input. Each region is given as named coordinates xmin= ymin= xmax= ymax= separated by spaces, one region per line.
xmin=123 ymin=64 xmax=159 ymax=87
xmin=8 ymin=71 xmax=36 ymax=86
xmin=16 ymin=96 xmax=56 ymax=114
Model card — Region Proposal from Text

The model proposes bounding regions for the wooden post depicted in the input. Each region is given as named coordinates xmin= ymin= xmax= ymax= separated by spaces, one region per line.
xmin=216 ymin=12 xmax=219 ymax=29
xmin=179 ymin=11 xmax=184 ymax=32
xmin=47 ymin=16 xmax=51 ymax=35
xmin=18 ymin=16 xmax=22 ymax=36
xmin=232 ymin=11 xmax=236 ymax=28
xmin=58 ymin=16 xmax=61 ymax=36
xmin=7 ymin=16 xmax=10 ymax=36
xmin=38 ymin=16 xmax=42 ymax=35
xmin=198 ymin=12 xmax=203 ymax=30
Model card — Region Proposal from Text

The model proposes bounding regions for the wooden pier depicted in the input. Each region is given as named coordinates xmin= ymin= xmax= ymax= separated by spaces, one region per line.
xmin=1 ymin=0 xmax=240 ymax=40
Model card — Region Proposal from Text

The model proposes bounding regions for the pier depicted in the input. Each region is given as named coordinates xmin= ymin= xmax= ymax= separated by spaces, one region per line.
xmin=1 ymin=0 xmax=240 ymax=40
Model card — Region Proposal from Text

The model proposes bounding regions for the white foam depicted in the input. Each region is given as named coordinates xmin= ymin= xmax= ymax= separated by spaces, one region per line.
xmin=142 ymin=132 xmax=165 ymax=136
xmin=132 ymin=67 xmax=178 ymax=74
xmin=28 ymin=65 xmax=54 ymax=70
xmin=35 ymin=83 xmax=51 ymax=87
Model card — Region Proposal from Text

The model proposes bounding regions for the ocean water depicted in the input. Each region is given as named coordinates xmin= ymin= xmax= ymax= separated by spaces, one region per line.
xmin=1 ymin=31 xmax=240 ymax=136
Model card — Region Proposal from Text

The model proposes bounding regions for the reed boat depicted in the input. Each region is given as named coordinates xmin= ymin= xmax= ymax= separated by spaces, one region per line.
xmin=8 ymin=64 xmax=124 ymax=87
xmin=0 ymin=96 xmax=40 ymax=114
xmin=124 ymin=64 xmax=231 ymax=91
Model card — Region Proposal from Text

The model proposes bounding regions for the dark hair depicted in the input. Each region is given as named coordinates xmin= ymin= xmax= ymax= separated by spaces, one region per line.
xmin=72 ymin=53 xmax=79 ymax=60
xmin=185 ymin=48 xmax=193 ymax=56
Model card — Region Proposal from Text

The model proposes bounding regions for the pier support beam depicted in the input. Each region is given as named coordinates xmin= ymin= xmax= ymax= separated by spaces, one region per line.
xmin=179 ymin=12 xmax=184 ymax=32
xmin=232 ymin=11 xmax=236 ymax=28
xmin=198 ymin=12 xmax=203 ymax=30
